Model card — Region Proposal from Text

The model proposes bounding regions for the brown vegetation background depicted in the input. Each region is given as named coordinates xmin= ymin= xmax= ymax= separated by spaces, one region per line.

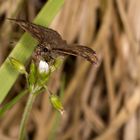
xmin=0 ymin=0 xmax=140 ymax=140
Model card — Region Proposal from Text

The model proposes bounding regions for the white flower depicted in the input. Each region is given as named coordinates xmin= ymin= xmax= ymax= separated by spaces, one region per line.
xmin=38 ymin=60 xmax=49 ymax=73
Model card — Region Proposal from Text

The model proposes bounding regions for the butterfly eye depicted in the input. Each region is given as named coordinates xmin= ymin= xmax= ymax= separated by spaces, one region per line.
xmin=43 ymin=47 xmax=48 ymax=52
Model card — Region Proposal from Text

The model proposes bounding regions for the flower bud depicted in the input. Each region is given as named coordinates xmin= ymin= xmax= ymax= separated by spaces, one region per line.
xmin=49 ymin=94 xmax=64 ymax=115
xmin=37 ymin=60 xmax=50 ymax=86
xmin=38 ymin=60 xmax=49 ymax=73
xmin=9 ymin=57 xmax=26 ymax=74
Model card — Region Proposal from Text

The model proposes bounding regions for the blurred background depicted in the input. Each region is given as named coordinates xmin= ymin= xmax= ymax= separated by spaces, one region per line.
xmin=0 ymin=0 xmax=140 ymax=140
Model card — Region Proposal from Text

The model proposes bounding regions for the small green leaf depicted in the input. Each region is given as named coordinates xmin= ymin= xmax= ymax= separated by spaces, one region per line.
xmin=28 ymin=62 xmax=37 ymax=90
xmin=50 ymin=58 xmax=63 ymax=72
xmin=37 ymin=70 xmax=50 ymax=86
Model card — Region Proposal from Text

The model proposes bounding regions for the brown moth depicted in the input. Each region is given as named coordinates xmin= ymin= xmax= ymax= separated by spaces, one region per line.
xmin=7 ymin=18 xmax=98 ymax=64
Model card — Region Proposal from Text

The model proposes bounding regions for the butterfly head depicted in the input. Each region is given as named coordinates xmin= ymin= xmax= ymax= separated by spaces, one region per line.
xmin=32 ymin=43 xmax=56 ymax=64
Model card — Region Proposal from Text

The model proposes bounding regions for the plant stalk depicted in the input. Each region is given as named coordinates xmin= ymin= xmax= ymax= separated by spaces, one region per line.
xmin=19 ymin=92 xmax=36 ymax=140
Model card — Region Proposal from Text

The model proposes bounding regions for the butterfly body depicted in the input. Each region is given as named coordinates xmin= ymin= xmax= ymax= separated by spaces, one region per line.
xmin=8 ymin=18 xmax=98 ymax=64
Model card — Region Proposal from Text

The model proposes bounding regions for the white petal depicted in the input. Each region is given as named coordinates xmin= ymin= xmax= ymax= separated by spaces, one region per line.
xmin=39 ymin=60 xmax=49 ymax=73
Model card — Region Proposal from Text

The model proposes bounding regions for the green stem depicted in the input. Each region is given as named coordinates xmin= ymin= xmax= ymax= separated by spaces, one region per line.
xmin=19 ymin=92 xmax=36 ymax=140
xmin=43 ymin=85 xmax=51 ymax=96
xmin=25 ymin=72 xmax=29 ymax=88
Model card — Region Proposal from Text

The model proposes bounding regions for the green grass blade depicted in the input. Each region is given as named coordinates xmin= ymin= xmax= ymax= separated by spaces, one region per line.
xmin=0 ymin=90 xmax=28 ymax=117
xmin=0 ymin=0 xmax=64 ymax=103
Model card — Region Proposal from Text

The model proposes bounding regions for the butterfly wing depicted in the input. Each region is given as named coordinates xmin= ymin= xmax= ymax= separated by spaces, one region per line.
xmin=7 ymin=18 xmax=98 ymax=64
xmin=7 ymin=18 xmax=62 ymax=43
xmin=52 ymin=44 xmax=98 ymax=64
